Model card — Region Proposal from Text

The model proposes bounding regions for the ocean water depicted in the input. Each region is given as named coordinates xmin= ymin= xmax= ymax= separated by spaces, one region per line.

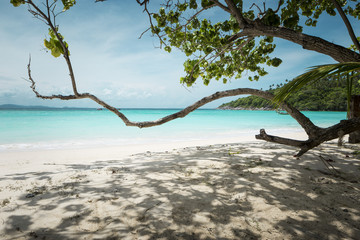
xmin=0 ymin=108 xmax=346 ymax=151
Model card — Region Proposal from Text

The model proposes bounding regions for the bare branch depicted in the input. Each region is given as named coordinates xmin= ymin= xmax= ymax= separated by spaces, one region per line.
xmin=27 ymin=57 xmax=78 ymax=100
xmin=136 ymin=0 xmax=149 ymax=6
xmin=138 ymin=27 xmax=151 ymax=39
xmin=256 ymin=117 xmax=360 ymax=157
xmin=319 ymin=155 xmax=340 ymax=175
xmin=274 ymin=0 xmax=283 ymax=13
xmin=142 ymin=0 xmax=167 ymax=47
xmin=330 ymin=0 xmax=360 ymax=52
xmin=256 ymin=129 xmax=305 ymax=148
xmin=27 ymin=0 xmax=80 ymax=96
xmin=250 ymin=3 xmax=262 ymax=13
xmin=250 ymin=3 xmax=264 ymax=18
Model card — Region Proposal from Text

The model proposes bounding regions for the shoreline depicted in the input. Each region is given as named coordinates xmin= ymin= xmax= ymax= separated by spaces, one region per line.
xmin=217 ymin=106 xmax=348 ymax=112
xmin=0 ymin=128 xmax=307 ymax=153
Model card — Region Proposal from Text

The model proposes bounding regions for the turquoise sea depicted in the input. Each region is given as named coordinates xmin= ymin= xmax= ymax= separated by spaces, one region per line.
xmin=0 ymin=108 xmax=346 ymax=151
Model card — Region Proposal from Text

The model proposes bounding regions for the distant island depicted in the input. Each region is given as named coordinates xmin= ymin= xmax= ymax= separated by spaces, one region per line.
xmin=0 ymin=104 xmax=51 ymax=109
xmin=0 ymin=104 xmax=95 ymax=110
xmin=0 ymin=105 xmax=188 ymax=111
xmin=219 ymin=77 xmax=358 ymax=111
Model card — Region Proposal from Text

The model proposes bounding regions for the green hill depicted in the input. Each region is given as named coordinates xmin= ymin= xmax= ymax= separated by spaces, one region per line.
xmin=219 ymin=77 xmax=360 ymax=111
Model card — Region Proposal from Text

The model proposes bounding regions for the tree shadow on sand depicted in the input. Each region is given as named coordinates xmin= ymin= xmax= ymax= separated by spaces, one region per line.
xmin=1 ymin=142 xmax=360 ymax=239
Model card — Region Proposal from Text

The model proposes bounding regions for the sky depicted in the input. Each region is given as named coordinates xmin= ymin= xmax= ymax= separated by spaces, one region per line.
xmin=0 ymin=0 xmax=358 ymax=108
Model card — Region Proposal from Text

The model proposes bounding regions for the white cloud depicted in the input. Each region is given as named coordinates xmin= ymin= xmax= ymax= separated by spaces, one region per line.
xmin=103 ymin=88 xmax=113 ymax=95
xmin=116 ymin=89 xmax=152 ymax=99
xmin=0 ymin=90 xmax=17 ymax=98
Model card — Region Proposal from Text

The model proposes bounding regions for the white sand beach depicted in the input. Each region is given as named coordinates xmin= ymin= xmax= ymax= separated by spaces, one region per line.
xmin=0 ymin=134 xmax=360 ymax=239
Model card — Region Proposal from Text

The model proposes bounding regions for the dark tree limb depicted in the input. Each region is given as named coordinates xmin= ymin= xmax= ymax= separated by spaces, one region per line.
xmin=256 ymin=118 xmax=360 ymax=157
xmin=229 ymin=21 xmax=360 ymax=63
xmin=224 ymin=0 xmax=247 ymax=28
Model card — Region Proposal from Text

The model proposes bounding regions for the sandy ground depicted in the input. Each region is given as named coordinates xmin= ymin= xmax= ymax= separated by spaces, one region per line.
xmin=0 ymin=138 xmax=360 ymax=240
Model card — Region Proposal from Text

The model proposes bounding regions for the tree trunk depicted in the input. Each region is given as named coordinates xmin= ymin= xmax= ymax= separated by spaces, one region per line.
xmin=349 ymin=95 xmax=360 ymax=143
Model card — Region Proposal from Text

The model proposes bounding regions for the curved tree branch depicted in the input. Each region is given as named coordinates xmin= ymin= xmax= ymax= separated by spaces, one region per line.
xmin=29 ymin=55 xmax=360 ymax=157
xmin=28 ymin=55 xmax=319 ymax=134
xmin=29 ymin=52 xmax=355 ymax=157
xmin=230 ymin=20 xmax=360 ymax=63
xmin=23 ymin=0 xmax=360 ymax=158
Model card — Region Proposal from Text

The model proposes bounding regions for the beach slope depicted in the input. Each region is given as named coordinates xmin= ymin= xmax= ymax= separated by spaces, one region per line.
xmin=0 ymin=141 xmax=360 ymax=239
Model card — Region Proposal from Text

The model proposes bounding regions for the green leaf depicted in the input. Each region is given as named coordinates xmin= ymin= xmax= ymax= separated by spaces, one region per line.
xmin=10 ymin=0 xmax=25 ymax=7
xmin=159 ymin=7 xmax=165 ymax=16
xmin=283 ymin=15 xmax=299 ymax=29
xmin=262 ymin=9 xmax=280 ymax=27
xmin=51 ymin=47 xmax=62 ymax=58
xmin=43 ymin=28 xmax=70 ymax=58
xmin=305 ymin=18 xmax=313 ymax=26
xmin=201 ymin=0 xmax=213 ymax=8
xmin=151 ymin=26 xmax=160 ymax=34
xmin=271 ymin=58 xmax=282 ymax=67
xmin=164 ymin=46 xmax=171 ymax=53
xmin=178 ymin=3 xmax=188 ymax=11
xmin=61 ymin=0 xmax=76 ymax=11
xmin=44 ymin=39 xmax=52 ymax=49
xmin=189 ymin=0 xmax=197 ymax=9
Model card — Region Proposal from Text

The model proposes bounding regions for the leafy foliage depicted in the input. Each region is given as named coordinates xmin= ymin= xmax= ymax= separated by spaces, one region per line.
xmin=10 ymin=0 xmax=25 ymax=7
xmin=61 ymin=0 xmax=76 ymax=11
xmin=11 ymin=0 xmax=76 ymax=10
xmin=12 ymin=0 xmax=360 ymax=88
xmin=147 ymin=0 xmax=360 ymax=87
xmin=11 ymin=0 xmax=74 ymax=58
xmin=220 ymin=75 xmax=360 ymax=111
xmin=151 ymin=1 xmax=282 ymax=86
xmin=44 ymin=28 xmax=69 ymax=57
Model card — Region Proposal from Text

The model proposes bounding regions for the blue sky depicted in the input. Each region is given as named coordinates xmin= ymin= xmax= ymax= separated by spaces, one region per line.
xmin=0 ymin=1 xmax=358 ymax=108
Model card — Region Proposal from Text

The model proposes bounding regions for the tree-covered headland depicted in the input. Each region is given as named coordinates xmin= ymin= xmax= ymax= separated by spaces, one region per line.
xmin=220 ymin=76 xmax=360 ymax=111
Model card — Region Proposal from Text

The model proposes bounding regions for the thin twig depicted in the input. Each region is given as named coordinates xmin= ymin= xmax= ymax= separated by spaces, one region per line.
xmin=319 ymin=155 xmax=340 ymax=175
